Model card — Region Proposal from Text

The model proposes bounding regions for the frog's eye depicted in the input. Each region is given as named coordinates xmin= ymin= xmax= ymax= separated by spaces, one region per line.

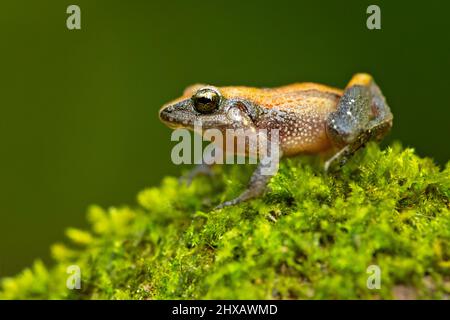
xmin=192 ymin=88 xmax=221 ymax=114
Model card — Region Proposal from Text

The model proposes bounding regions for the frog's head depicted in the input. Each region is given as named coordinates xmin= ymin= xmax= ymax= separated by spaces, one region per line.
xmin=159 ymin=85 xmax=259 ymax=134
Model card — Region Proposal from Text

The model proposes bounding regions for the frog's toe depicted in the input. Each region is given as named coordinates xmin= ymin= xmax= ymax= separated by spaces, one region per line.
xmin=324 ymin=145 xmax=352 ymax=174
xmin=214 ymin=199 xmax=237 ymax=210
xmin=215 ymin=188 xmax=265 ymax=210
xmin=214 ymin=195 xmax=248 ymax=209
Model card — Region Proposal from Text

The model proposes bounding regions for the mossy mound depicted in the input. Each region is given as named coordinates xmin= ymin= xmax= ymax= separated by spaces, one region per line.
xmin=1 ymin=143 xmax=450 ymax=299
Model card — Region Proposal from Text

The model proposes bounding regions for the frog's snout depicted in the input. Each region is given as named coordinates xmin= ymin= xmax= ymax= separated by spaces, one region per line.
xmin=159 ymin=105 xmax=173 ymax=118
xmin=159 ymin=106 xmax=178 ymax=128
xmin=159 ymin=103 xmax=195 ymax=129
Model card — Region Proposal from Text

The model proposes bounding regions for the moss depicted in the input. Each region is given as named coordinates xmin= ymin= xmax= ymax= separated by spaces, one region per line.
xmin=1 ymin=142 xmax=450 ymax=299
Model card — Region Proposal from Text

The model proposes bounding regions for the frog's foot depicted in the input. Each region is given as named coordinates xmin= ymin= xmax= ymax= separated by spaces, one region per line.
xmin=324 ymin=144 xmax=353 ymax=173
xmin=179 ymin=163 xmax=214 ymax=186
xmin=215 ymin=193 xmax=252 ymax=209
xmin=215 ymin=160 xmax=275 ymax=209
xmin=325 ymin=73 xmax=393 ymax=173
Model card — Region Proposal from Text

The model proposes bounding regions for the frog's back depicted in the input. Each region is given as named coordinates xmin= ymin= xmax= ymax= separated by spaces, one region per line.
xmin=219 ymin=82 xmax=343 ymax=111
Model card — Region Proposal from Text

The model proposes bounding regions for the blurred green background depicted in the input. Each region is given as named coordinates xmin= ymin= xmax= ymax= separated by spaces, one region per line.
xmin=0 ymin=0 xmax=449 ymax=276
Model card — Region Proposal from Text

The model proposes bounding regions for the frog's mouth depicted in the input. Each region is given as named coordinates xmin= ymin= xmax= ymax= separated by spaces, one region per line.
xmin=160 ymin=118 xmax=185 ymax=129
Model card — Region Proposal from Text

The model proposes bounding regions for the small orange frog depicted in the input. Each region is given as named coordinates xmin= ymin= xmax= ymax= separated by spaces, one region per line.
xmin=159 ymin=73 xmax=393 ymax=208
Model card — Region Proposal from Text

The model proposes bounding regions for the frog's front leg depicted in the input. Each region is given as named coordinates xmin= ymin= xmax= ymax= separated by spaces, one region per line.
xmin=325 ymin=73 xmax=393 ymax=172
xmin=215 ymin=155 xmax=278 ymax=209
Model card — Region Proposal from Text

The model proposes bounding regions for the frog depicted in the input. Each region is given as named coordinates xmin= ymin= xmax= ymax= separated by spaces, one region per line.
xmin=159 ymin=73 xmax=393 ymax=208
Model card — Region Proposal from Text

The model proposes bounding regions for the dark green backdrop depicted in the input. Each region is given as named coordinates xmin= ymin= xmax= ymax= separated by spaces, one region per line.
xmin=1 ymin=0 xmax=449 ymax=276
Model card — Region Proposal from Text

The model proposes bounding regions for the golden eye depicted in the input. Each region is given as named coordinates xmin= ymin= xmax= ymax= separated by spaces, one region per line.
xmin=192 ymin=88 xmax=221 ymax=114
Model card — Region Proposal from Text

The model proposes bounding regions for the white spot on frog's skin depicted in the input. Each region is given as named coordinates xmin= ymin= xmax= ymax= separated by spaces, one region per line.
xmin=227 ymin=108 xmax=242 ymax=121
xmin=346 ymin=111 xmax=352 ymax=116
xmin=258 ymin=106 xmax=330 ymax=153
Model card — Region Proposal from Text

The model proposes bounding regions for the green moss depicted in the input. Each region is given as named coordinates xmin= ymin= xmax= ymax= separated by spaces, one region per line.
xmin=1 ymin=142 xmax=450 ymax=299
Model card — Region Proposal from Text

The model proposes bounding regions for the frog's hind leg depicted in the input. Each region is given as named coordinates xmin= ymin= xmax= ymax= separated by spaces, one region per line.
xmin=324 ymin=73 xmax=393 ymax=172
